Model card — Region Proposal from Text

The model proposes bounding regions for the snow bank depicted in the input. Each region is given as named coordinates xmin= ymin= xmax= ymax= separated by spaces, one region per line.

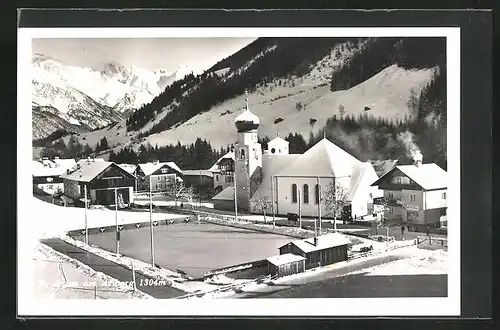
xmin=34 ymin=242 xmax=152 ymax=299
xmin=31 ymin=197 xmax=187 ymax=239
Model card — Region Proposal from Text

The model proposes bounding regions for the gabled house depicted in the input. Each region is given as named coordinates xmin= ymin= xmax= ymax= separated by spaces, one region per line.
xmin=60 ymin=160 xmax=136 ymax=207
xmin=32 ymin=157 xmax=76 ymax=195
xmin=117 ymin=164 xmax=138 ymax=191
xmin=182 ymin=169 xmax=214 ymax=189
xmin=208 ymin=151 xmax=235 ymax=192
xmin=370 ymin=159 xmax=447 ymax=228
xmin=135 ymin=161 xmax=183 ymax=192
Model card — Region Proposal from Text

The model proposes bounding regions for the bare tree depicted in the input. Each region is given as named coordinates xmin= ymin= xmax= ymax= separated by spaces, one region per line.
xmin=322 ymin=180 xmax=350 ymax=232
xmin=165 ymin=180 xmax=187 ymax=207
xmin=338 ymin=104 xmax=345 ymax=118
xmin=374 ymin=196 xmax=391 ymax=236
xmin=179 ymin=186 xmax=196 ymax=209
xmin=254 ymin=195 xmax=272 ymax=223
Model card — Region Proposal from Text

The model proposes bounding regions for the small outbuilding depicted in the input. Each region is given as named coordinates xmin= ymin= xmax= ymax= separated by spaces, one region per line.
xmin=266 ymin=253 xmax=306 ymax=278
xmin=279 ymin=233 xmax=351 ymax=270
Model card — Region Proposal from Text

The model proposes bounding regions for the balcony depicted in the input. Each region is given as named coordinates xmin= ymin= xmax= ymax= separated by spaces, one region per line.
xmin=373 ymin=197 xmax=403 ymax=207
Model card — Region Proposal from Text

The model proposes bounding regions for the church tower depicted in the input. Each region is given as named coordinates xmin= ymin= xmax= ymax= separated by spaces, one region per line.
xmin=234 ymin=93 xmax=263 ymax=212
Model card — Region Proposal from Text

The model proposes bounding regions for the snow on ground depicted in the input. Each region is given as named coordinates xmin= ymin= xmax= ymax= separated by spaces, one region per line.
xmin=347 ymin=246 xmax=448 ymax=276
xmin=31 ymin=197 xmax=188 ymax=239
xmin=34 ymin=242 xmax=151 ymax=299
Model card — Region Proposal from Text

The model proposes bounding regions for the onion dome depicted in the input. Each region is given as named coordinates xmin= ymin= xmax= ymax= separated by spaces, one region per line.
xmin=234 ymin=95 xmax=260 ymax=132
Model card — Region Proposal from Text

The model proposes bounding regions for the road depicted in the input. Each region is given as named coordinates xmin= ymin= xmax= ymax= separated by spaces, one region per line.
xmin=40 ymin=238 xmax=186 ymax=299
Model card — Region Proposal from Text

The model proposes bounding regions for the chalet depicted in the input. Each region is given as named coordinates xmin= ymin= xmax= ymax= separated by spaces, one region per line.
xmin=136 ymin=161 xmax=183 ymax=192
xmin=32 ymin=158 xmax=76 ymax=195
xmin=278 ymin=233 xmax=351 ymax=270
xmin=370 ymin=157 xmax=447 ymax=228
xmin=208 ymin=151 xmax=235 ymax=193
xmin=117 ymin=164 xmax=138 ymax=191
xmin=182 ymin=169 xmax=214 ymax=189
xmin=60 ymin=160 xmax=136 ymax=207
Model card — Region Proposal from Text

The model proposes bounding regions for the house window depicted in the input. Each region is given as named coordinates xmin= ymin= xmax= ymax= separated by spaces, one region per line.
xmin=303 ymin=184 xmax=309 ymax=204
xmin=397 ymin=177 xmax=402 ymax=184
xmin=389 ymin=207 xmax=394 ymax=214
xmin=292 ymin=184 xmax=297 ymax=203
xmin=216 ymin=175 xmax=219 ymax=181
xmin=388 ymin=192 xmax=394 ymax=199
xmin=315 ymin=184 xmax=320 ymax=204
xmin=409 ymin=194 xmax=416 ymax=202
xmin=240 ymin=149 xmax=245 ymax=159
xmin=225 ymin=175 xmax=233 ymax=183
xmin=442 ymin=192 xmax=446 ymax=199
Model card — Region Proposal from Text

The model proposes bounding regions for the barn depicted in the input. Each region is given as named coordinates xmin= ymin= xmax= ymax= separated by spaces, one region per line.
xmin=60 ymin=160 xmax=136 ymax=207
xmin=278 ymin=233 xmax=351 ymax=270
xmin=266 ymin=253 xmax=306 ymax=278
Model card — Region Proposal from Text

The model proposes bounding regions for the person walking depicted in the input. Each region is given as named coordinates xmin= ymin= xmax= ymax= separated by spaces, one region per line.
xmin=401 ymin=225 xmax=405 ymax=238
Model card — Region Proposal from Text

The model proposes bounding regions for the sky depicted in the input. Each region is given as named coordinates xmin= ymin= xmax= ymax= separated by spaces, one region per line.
xmin=32 ymin=38 xmax=257 ymax=73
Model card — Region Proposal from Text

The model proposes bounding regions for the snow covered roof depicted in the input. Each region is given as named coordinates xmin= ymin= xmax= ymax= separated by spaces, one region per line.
xmin=234 ymin=108 xmax=260 ymax=125
xmin=250 ymin=154 xmax=301 ymax=202
xmin=60 ymin=161 xmax=114 ymax=182
xmin=267 ymin=253 xmax=306 ymax=266
xmin=275 ymin=138 xmax=362 ymax=178
xmin=117 ymin=164 xmax=137 ymax=175
xmin=346 ymin=162 xmax=379 ymax=201
xmin=268 ymin=136 xmax=289 ymax=146
xmin=32 ymin=159 xmax=76 ymax=177
xmin=212 ymin=186 xmax=234 ymax=201
xmin=182 ymin=169 xmax=214 ymax=178
xmin=138 ymin=161 xmax=183 ymax=176
xmin=372 ymin=163 xmax=447 ymax=190
xmin=281 ymin=233 xmax=352 ymax=254
xmin=208 ymin=151 xmax=235 ymax=172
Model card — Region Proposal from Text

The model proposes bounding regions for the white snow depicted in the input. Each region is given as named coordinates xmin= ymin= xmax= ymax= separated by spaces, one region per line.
xmin=31 ymin=197 xmax=188 ymax=239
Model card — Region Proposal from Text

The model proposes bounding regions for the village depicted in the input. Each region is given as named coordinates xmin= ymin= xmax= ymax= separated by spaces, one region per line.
xmin=32 ymin=97 xmax=449 ymax=299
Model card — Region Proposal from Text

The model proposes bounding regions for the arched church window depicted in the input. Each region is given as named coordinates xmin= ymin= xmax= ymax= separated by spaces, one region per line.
xmin=240 ymin=149 xmax=245 ymax=159
xmin=303 ymin=184 xmax=309 ymax=204
xmin=315 ymin=184 xmax=320 ymax=204
xmin=292 ymin=184 xmax=297 ymax=203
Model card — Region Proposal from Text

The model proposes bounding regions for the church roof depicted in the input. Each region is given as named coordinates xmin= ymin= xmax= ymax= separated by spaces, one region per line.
xmin=275 ymin=138 xmax=362 ymax=178
xmin=250 ymin=154 xmax=301 ymax=202
xmin=234 ymin=108 xmax=260 ymax=125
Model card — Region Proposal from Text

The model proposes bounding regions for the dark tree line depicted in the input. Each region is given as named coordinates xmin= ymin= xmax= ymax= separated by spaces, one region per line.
xmin=109 ymin=138 xmax=234 ymax=170
xmin=39 ymin=135 xmax=94 ymax=159
xmin=331 ymin=37 xmax=446 ymax=91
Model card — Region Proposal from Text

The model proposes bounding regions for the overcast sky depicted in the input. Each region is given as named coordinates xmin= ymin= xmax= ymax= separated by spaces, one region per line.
xmin=32 ymin=38 xmax=257 ymax=73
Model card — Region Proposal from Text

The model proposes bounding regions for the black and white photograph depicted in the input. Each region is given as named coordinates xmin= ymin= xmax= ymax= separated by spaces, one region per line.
xmin=17 ymin=25 xmax=462 ymax=316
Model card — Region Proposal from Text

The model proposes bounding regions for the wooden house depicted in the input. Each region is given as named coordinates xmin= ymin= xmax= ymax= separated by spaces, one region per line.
xmin=60 ymin=159 xmax=136 ymax=207
xmin=278 ymin=233 xmax=351 ymax=270
xmin=136 ymin=161 xmax=183 ymax=192
xmin=266 ymin=253 xmax=306 ymax=278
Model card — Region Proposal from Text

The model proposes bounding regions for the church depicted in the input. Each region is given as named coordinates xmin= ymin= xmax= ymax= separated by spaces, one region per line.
xmin=211 ymin=98 xmax=383 ymax=220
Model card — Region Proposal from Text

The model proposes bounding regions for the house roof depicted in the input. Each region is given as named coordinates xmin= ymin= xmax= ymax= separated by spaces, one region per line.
xmin=208 ymin=151 xmax=235 ymax=172
xmin=32 ymin=159 xmax=76 ymax=177
xmin=60 ymin=161 xmax=114 ymax=182
xmin=117 ymin=164 xmax=137 ymax=175
xmin=275 ymin=138 xmax=362 ymax=178
xmin=266 ymin=253 xmax=306 ymax=266
xmin=138 ymin=161 xmax=183 ymax=176
xmin=371 ymin=163 xmax=447 ymax=190
xmin=212 ymin=186 xmax=235 ymax=201
xmin=268 ymin=136 xmax=289 ymax=146
xmin=182 ymin=169 xmax=214 ymax=178
xmin=280 ymin=233 xmax=352 ymax=254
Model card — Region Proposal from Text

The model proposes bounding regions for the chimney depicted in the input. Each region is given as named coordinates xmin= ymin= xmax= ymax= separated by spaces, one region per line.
xmin=415 ymin=154 xmax=423 ymax=167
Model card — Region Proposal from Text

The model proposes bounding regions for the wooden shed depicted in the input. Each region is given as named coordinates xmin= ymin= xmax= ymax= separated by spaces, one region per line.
xmin=267 ymin=254 xmax=306 ymax=278
xmin=279 ymin=233 xmax=351 ymax=270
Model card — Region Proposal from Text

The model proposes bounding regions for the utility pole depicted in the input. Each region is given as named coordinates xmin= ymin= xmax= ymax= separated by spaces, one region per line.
xmin=317 ymin=176 xmax=322 ymax=233
xmin=233 ymin=169 xmax=238 ymax=222
xmin=84 ymin=184 xmax=88 ymax=245
xmin=271 ymin=175 xmax=275 ymax=228
xmin=149 ymin=175 xmax=155 ymax=267
xmin=114 ymin=187 xmax=119 ymax=256
xmin=298 ymin=188 xmax=302 ymax=228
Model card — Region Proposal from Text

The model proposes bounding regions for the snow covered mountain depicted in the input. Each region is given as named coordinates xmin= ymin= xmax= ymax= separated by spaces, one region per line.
xmin=36 ymin=37 xmax=445 ymax=160
xmin=32 ymin=53 xmax=178 ymax=140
